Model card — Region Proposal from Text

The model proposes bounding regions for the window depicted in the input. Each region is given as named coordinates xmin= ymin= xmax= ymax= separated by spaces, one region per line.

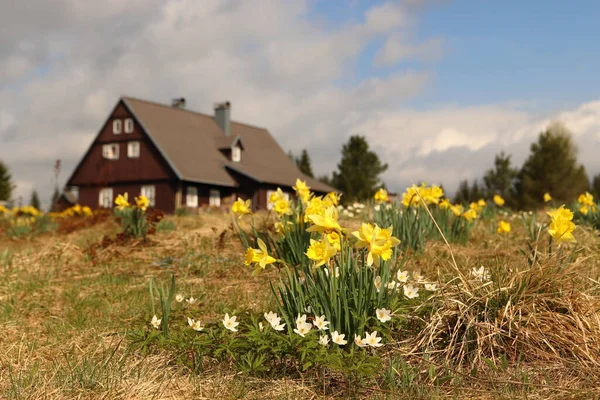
xmin=232 ymin=145 xmax=241 ymax=162
xmin=69 ymin=186 xmax=79 ymax=202
xmin=141 ymin=185 xmax=156 ymax=207
xmin=124 ymin=118 xmax=134 ymax=134
xmin=266 ymin=190 xmax=290 ymax=210
xmin=127 ymin=141 xmax=140 ymax=158
xmin=102 ymin=143 xmax=119 ymax=159
xmin=186 ymin=187 xmax=198 ymax=207
xmin=99 ymin=188 xmax=113 ymax=208
xmin=112 ymin=119 xmax=122 ymax=134
xmin=209 ymin=189 xmax=221 ymax=207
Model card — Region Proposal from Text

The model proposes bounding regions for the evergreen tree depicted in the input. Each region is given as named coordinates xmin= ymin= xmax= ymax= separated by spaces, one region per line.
xmin=515 ymin=123 xmax=589 ymax=209
xmin=591 ymin=173 xmax=600 ymax=200
xmin=332 ymin=135 xmax=388 ymax=202
xmin=0 ymin=160 xmax=13 ymax=201
xmin=483 ymin=151 xmax=518 ymax=203
xmin=295 ymin=149 xmax=314 ymax=178
xmin=51 ymin=186 xmax=60 ymax=211
xmin=29 ymin=190 xmax=41 ymax=210
xmin=453 ymin=179 xmax=471 ymax=204
xmin=318 ymin=174 xmax=333 ymax=187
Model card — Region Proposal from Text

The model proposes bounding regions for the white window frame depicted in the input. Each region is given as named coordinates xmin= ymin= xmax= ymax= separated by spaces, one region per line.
xmin=231 ymin=145 xmax=241 ymax=162
xmin=266 ymin=190 xmax=290 ymax=210
xmin=127 ymin=141 xmax=140 ymax=158
xmin=99 ymin=188 xmax=113 ymax=208
xmin=141 ymin=185 xmax=156 ymax=207
xmin=209 ymin=189 xmax=221 ymax=207
xmin=124 ymin=118 xmax=134 ymax=134
xmin=70 ymin=186 xmax=79 ymax=202
xmin=102 ymin=143 xmax=119 ymax=160
xmin=112 ymin=119 xmax=122 ymax=134
xmin=186 ymin=187 xmax=198 ymax=207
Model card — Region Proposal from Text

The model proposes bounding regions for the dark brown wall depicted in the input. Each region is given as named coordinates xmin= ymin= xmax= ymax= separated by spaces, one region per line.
xmin=182 ymin=182 xmax=235 ymax=209
xmin=79 ymin=181 xmax=176 ymax=213
xmin=69 ymin=102 xmax=176 ymax=186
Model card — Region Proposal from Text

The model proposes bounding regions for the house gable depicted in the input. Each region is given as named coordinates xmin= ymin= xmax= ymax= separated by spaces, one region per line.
xmin=67 ymin=99 xmax=177 ymax=188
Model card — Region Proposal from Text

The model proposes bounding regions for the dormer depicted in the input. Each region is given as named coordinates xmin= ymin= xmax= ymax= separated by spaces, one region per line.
xmin=216 ymin=135 xmax=244 ymax=162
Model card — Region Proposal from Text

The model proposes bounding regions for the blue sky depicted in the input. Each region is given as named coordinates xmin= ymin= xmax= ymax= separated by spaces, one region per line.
xmin=317 ymin=0 xmax=600 ymax=111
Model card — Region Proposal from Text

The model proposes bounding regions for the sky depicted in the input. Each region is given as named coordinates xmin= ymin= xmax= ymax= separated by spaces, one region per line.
xmin=2 ymin=0 xmax=600 ymax=206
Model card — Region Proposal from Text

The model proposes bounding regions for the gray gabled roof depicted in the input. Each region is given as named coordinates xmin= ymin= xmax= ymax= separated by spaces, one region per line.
xmin=122 ymin=97 xmax=336 ymax=193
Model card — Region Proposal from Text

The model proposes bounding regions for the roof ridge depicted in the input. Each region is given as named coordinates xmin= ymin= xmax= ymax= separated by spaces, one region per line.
xmin=121 ymin=95 xmax=267 ymax=130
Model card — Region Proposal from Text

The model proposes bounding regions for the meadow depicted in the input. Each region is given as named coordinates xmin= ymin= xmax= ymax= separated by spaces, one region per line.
xmin=0 ymin=186 xmax=599 ymax=399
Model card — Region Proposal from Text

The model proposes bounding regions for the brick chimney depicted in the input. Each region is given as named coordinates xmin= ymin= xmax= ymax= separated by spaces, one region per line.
xmin=214 ymin=101 xmax=231 ymax=136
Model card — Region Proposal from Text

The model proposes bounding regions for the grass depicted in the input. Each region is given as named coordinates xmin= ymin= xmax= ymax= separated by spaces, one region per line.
xmin=0 ymin=211 xmax=599 ymax=399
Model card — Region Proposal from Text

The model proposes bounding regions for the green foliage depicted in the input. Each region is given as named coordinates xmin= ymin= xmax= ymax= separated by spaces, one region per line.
xmin=0 ymin=160 xmax=13 ymax=201
xmin=295 ymin=149 xmax=314 ymax=178
xmin=591 ymin=173 xmax=600 ymax=200
xmin=29 ymin=190 xmax=41 ymax=210
xmin=484 ymin=151 xmax=518 ymax=204
xmin=332 ymin=135 xmax=388 ymax=202
xmin=453 ymin=180 xmax=485 ymax=204
xmin=515 ymin=123 xmax=589 ymax=209
xmin=155 ymin=218 xmax=176 ymax=232
xmin=6 ymin=215 xmax=56 ymax=239
xmin=148 ymin=274 xmax=176 ymax=338
xmin=114 ymin=207 xmax=158 ymax=239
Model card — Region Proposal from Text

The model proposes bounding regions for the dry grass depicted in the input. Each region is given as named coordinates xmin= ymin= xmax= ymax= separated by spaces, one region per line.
xmin=1 ymin=211 xmax=600 ymax=399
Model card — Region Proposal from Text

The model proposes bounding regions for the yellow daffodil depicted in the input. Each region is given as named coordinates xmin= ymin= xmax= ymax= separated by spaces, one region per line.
xmin=469 ymin=202 xmax=483 ymax=213
xmin=293 ymin=179 xmax=312 ymax=203
xmin=269 ymin=188 xmax=287 ymax=204
xmin=493 ymin=195 xmax=505 ymax=207
xmin=325 ymin=192 xmax=340 ymax=206
xmin=449 ymin=204 xmax=463 ymax=216
xmin=373 ymin=188 xmax=389 ymax=203
xmin=547 ymin=205 xmax=576 ymax=243
xmin=306 ymin=235 xmax=338 ymax=268
xmin=326 ymin=231 xmax=341 ymax=251
xmin=273 ymin=199 xmax=293 ymax=215
xmin=462 ymin=209 xmax=477 ymax=222
xmin=244 ymin=238 xmax=277 ymax=275
xmin=577 ymin=192 xmax=596 ymax=215
xmin=352 ymin=223 xmax=401 ymax=267
xmin=497 ymin=220 xmax=511 ymax=234
xmin=401 ymin=183 xmax=444 ymax=207
xmin=306 ymin=205 xmax=342 ymax=234
xmin=115 ymin=193 xmax=130 ymax=210
xmin=543 ymin=192 xmax=552 ymax=203
xmin=439 ymin=198 xmax=451 ymax=209
xmin=0 ymin=205 xmax=8 ymax=215
xmin=136 ymin=195 xmax=149 ymax=211
xmin=231 ymin=197 xmax=252 ymax=217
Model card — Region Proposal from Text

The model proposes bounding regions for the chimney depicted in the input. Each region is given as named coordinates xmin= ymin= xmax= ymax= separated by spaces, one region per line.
xmin=214 ymin=101 xmax=231 ymax=136
xmin=171 ymin=97 xmax=186 ymax=109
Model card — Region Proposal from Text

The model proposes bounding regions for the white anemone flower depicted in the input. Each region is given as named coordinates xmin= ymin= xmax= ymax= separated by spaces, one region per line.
xmin=471 ymin=266 xmax=490 ymax=282
xmin=396 ymin=270 xmax=409 ymax=283
xmin=331 ymin=331 xmax=347 ymax=345
xmin=424 ymin=283 xmax=438 ymax=292
xmin=187 ymin=317 xmax=204 ymax=331
xmin=319 ymin=335 xmax=330 ymax=347
xmin=374 ymin=204 xmax=381 ymax=211
xmin=354 ymin=334 xmax=368 ymax=348
xmin=374 ymin=276 xmax=382 ymax=293
xmin=175 ymin=294 xmax=184 ymax=303
xmin=364 ymin=331 xmax=383 ymax=348
xmin=412 ymin=270 xmax=426 ymax=283
xmin=151 ymin=315 xmax=161 ymax=329
xmin=259 ymin=322 xmax=264 ymax=332
xmin=296 ymin=314 xmax=308 ymax=326
xmin=304 ymin=305 xmax=312 ymax=314
xmin=222 ymin=313 xmax=239 ymax=332
xmin=293 ymin=322 xmax=312 ymax=337
xmin=186 ymin=297 xmax=197 ymax=305
xmin=387 ymin=281 xmax=398 ymax=290
xmin=313 ymin=315 xmax=330 ymax=331
xmin=264 ymin=311 xmax=278 ymax=325
xmin=403 ymin=284 xmax=419 ymax=299
xmin=376 ymin=308 xmax=392 ymax=323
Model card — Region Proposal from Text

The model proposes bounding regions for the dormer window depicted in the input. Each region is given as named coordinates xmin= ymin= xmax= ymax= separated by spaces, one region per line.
xmin=232 ymin=145 xmax=241 ymax=162
xmin=112 ymin=119 xmax=122 ymax=134
xmin=124 ymin=118 xmax=134 ymax=133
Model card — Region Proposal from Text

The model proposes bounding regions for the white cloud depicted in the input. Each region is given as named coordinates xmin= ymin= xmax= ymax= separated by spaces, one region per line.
xmin=375 ymin=35 xmax=444 ymax=66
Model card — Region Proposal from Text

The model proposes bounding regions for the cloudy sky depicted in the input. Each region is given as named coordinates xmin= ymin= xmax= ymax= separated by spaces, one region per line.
xmin=2 ymin=0 xmax=600 ymax=205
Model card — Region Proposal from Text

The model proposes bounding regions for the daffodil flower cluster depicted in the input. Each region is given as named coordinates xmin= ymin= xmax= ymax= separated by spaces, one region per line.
xmin=244 ymin=238 xmax=277 ymax=275
xmin=401 ymin=183 xmax=444 ymax=207
xmin=577 ymin=192 xmax=597 ymax=215
xmin=352 ymin=223 xmax=401 ymax=267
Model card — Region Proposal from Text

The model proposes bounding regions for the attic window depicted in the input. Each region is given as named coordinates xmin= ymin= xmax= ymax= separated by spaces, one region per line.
xmin=127 ymin=141 xmax=140 ymax=158
xmin=232 ymin=145 xmax=241 ymax=162
xmin=124 ymin=118 xmax=134 ymax=133
xmin=112 ymin=119 xmax=122 ymax=134
xmin=102 ymin=143 xmax=119 ymax=160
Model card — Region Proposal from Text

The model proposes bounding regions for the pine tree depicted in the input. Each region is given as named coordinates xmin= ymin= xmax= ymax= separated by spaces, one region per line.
xmin=332 ymin=135 xmax=387 ymax=202
xmin=483 ymin=151 xmax=518 ymax=204
xmin=591 ymin=173 xmax=600 ymax=200
xmin=29 ymin=190 xmax=41 ymax=210
xmin=515 ymin=123 xmax=589 ymax=209
xmin=295 ymin=149 xmax=314 ymax=178
xmin=453 ymin=180 xmax=471 ymax=204
xmin=0 ymin=160 xmax=13 ymax=201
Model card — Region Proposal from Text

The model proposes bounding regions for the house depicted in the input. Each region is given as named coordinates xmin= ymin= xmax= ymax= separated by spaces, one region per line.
xmin=65 ymin=97 xmax=335 ymax=213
